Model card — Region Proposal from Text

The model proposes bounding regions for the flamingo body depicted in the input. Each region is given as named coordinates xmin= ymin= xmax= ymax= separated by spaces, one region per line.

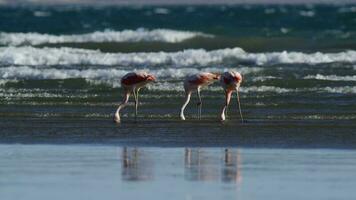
xmin=114 ymin=72 xmax=156 ymax=123
xmin=180 ymin=72 xmax=220 ymax=120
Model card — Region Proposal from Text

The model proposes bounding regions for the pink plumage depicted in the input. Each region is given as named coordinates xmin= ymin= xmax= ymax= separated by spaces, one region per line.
xmin=114 ymin=72 xmax=156 ymax=123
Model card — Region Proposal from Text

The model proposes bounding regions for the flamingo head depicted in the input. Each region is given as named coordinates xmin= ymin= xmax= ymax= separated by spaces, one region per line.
xmin=211 ymin=72 xmax=221 ymax=80
xmin=234 ymin=73 xmax=243 ymax=84
xmin=146 ymin=74 xmax=157 ymax=82
xmin=232 ymin=72 xmax=243 ymax=91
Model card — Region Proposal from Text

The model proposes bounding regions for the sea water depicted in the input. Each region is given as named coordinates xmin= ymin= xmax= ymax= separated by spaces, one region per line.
xmin=1 ymin=4 xmax=356 ymax=200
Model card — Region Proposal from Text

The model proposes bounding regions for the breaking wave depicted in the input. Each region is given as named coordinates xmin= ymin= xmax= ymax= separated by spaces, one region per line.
xmin=0 ymin=28 xmax=212 ymax=46
xmin=1 ymin=46 xmax=356 ymax=66
xmin=304 ymin=74 xmax=356 ymax=81
xmin=0 ymin=65 xmax=261 ymax=88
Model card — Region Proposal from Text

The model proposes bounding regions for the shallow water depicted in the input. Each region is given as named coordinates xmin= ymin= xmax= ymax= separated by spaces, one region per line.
xmin=1 ymin=4 xmax=356 ymax=199
xmin=1 ymin=145 xmax=356 ymax=200
xmin=1 ymin=5 xmax=356 ymax=125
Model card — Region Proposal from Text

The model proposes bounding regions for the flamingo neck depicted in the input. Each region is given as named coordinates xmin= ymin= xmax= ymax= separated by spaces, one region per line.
xmin=221 ymin=90 xmax=233 ymax=121
xmin=180 ymin=92 xmax=191 ymax=120
xmin=114 ymin=92 xmax=130 ymax=123
xmin=221 ymin=109 xmax=226 ymax=121
xmin=114 ymin=104 xmax=124 ymax=123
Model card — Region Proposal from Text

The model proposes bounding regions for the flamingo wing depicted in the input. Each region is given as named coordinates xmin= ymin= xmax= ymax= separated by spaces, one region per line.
xmin=188 ymin=73 xmax=210 ymax=85
xmin=121 ymin=73 xmax=147 ymax=85
xmin=223 ymin=76 xmax=234 ymax=85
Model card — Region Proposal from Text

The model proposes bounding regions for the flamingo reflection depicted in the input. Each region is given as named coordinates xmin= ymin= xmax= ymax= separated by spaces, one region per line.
xmin=184 ymin=148 xmax=242 ymax=183
xmin=222 ymin=149 xmax=242 ymax=183
xmin=121 ymin=147 xmax=153 ymax=181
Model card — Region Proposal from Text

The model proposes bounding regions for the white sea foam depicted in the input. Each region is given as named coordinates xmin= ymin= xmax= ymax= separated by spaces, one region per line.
xmin=321 ymin=86 xmax=356 ymax=94
xmin=33 ymin=11 xmax=52 ymax=17
xmin=304 ymin=74 xmax=356 ymax=81
xmin=338 ymin=6 xmax=356 ymax=13
xmin=148 ymin=85 xmax=356 ymax=94
xmin=0 ymin=28 xmax=211 ymax=46
xmin=1 ymin=46 xmax=356 ymax=66
xmin=240 ymin=86 xmax=293 ymax=93
xmin=264 ymin=8 xmax=276 ymax=14
xmin=0 ymin=88 xmax=93 ymax=99
xmin=299 ymin=10 xmax=315 ymax=17
xmin=147 ymin=83 xmax=297 ymax=93
xmin=0 ymin=66 xmax=130 ymax=82
xmin=0 ymin=66 xmax=261 ymax=88
xmin=0 ymin=79 xmax=17 ymax=85
xmin=154 ymin=8 xmax=170 ymax=14
xmin=252 ymin=76 xmax=280 ymax=82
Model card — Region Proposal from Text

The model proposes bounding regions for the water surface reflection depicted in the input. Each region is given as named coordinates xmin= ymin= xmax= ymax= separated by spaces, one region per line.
xmin=121 ymin=147 xmax=154 ymax=181
xmin=121 ymin=147 xmax=242 ymax=184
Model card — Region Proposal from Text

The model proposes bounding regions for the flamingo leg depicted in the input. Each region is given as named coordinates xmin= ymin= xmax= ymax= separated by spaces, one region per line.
xmin=132 ymin=88 xmax=140 ymax=121
xmin=225 ymin=91 xmax=230 ymax=118
xmin=131 ymin=88 xmax=137 ymax=120
xmin=197 ymin=87 xmax=202 ymax=120
xmin=236 ymin=89 xmax=244 ymax=123
xmin=136 ymin=88 xmax=141 ymax=120
xmin=114 ymin=91 xmax=130 ymax=123
xmin=180 ymin=91 xmax=191 ymax=120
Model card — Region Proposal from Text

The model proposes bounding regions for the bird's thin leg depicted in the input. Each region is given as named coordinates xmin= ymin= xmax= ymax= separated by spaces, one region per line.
xmin=132 ymin=88 xmax=137 ymax=120
xmin=225 ymin=90 xmax=229 ymax=118
xmin=197 ymin=87 xmax=202 ymax=120
xmin=135 ymin=88 xmax=141 ymax=121
xmin=180 ymin=91 xmax=192 ymax=120
xmin=114 ymin=91 xmax=130 ymax=123
xmin=236 ymin=88 xmax=244 ymax=123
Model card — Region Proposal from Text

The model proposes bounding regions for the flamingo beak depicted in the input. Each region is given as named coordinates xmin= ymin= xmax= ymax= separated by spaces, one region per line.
xmin=147 ymin=75 xmax=157 ymax=83
xmin=213 ymin=73 xmax=221 ymax=80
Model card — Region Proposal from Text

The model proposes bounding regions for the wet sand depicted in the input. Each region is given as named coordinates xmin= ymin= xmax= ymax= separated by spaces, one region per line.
xmin=1 ymin=117 xmax=356 ymax=148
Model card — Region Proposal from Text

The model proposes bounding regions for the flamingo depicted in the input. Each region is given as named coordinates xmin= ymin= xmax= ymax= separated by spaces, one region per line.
xmin=114 ymin=72 xmax=156 ymax=123
xmin=180 ymin=72 xmax=220 ymax=120
xmin=220 ymin=71 xmax=244 ymax=122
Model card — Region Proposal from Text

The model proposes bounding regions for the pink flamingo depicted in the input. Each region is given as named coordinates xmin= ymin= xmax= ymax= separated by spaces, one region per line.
xmin=220 ymin=71 xmax=244 ymax=122
xmin=114 ymin=72 xmax=156 ymax=123
xmin=180 ymin=72 xmax=220 ymax=120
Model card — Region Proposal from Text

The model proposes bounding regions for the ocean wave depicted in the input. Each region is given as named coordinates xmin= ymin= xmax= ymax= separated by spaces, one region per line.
xmin=252 ymin=76 xmax=281 ymax=82
xmin=299 ymin=10 xmax=315 ymax=17
xmin=1 ymin=76 xmax=356 ymax=94
xmin=338 ymin=6 xmax=356 ymax=13
xmin=304 ymin=74 xmax=356 ymax=81
xmin=0 ymin=79 xmax=17 ymax=85
xmin=0 ymin=88 xmax=96 ymax=99
xmin=270 ymin=115 xmax=356 ymax=120
xmin=0 ymin=28 xmax=212 ymax=46
xmin=322 ymin=86 xmax=356 ymax=94
xmin=1 ymin=46 xmax=356 ymax=66
xmin=149 ymin=84 xmax=356 ymax=94
xmin=0 ymin=66 xmax=261 ymax=88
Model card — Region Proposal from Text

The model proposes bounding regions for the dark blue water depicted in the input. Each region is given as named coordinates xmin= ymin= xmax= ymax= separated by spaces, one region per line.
xmin=0 ymin=5 xmax=354 ymax=37
xmin=1 ymin=5 xmax=356 ymax=51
